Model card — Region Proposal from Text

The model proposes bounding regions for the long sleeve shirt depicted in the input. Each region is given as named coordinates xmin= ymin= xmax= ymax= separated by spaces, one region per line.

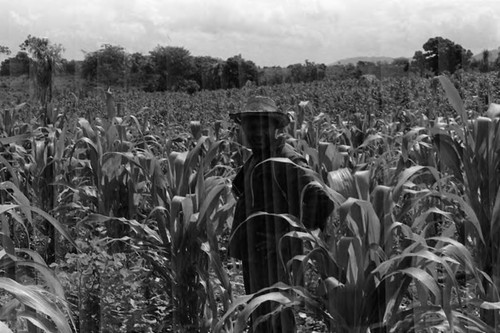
xmin=229 ymin=139 xmax=334 ymax=260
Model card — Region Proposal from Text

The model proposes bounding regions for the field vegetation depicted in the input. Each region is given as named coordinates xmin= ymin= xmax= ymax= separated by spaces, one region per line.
xmin=1 ymin=35 xmax=500 ymax=332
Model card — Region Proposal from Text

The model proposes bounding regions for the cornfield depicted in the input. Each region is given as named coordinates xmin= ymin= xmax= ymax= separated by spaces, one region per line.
xmin=1 ymin=71 xmax=500 ymax=332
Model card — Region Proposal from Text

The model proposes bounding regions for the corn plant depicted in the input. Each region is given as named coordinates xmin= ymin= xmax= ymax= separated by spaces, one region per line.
xmin=0 ymin=179 xmax=77 ymax=332
xmin=166 ymin=135 xmax=235 ymax=332
xmin=431 ymin=75 xmax=500 ymax=326
xmin=69 ymin=122 xmax=235 ymax=332
xmin=216 ymin=209 xmax=487 ymax=332
xmin=30 ymin=106 xmax=69 ymax=265
xmin=54 ymin=89 xmax=156 ymax=331
xmin=216 ymin=154 xmax=490 ymax=332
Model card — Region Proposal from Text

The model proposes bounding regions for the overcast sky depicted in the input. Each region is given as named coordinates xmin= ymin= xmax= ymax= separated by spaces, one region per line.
xmin=1 ymin=0 xmax=500 ymax=67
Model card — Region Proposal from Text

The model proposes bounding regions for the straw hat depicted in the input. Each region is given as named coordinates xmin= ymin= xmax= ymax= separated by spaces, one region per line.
xmin=229 ymin=96 xmax=290 ymax=128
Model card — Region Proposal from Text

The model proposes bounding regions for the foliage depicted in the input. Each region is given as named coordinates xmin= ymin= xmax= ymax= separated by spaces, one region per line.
xmin=0 ymin=46 xmax=11 ymax=56
xmin=81 ymin=44 xmax=129 ymax=86
xmin=150 ymin=46 xmax=195 ymax=92
xmin=19 ymin=34 xmax=65 ymax=116
xmin=2 ymin=69 xmax=500 ymax=332
xmin=0 ymin=52 xmax=31 ymax=77
xmin=287 ymin=60 xmax=327 ymax=83
xmin=19 ymin=35 xmax=64 ymax=65
xmin=433 ymin=76 xmax=500 ymax=326
xmin=0 ymin=180 xmax=77 ymax=332
xmin=190 ymin=56 xmax=226 ymax=90
xmin=222 ymin=55 xmax=258 ymax=89
xmin=415 ymin=37 xmax=473 ymax=75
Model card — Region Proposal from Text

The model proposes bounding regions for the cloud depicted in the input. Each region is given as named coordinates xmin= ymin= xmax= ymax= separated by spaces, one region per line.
xmin=1 ymin=0 xmax=500 ymax=66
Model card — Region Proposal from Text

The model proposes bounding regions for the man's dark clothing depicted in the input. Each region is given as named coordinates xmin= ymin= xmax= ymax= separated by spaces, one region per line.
xmin=229 ymin=139 xmax=334 ymax=332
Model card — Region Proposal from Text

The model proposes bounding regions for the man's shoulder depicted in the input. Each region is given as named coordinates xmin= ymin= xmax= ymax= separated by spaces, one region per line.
xmin=278 ymin=143 xmax=309 ymax=167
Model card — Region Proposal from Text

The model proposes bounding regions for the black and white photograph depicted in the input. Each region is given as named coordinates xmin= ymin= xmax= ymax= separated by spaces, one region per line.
xmin=1 ymin=0 xmax=500 ymax=332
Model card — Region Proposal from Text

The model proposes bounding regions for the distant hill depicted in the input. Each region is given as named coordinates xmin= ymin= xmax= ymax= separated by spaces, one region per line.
xmin=330 ymin=56 xmax=398 ymax=66
xmin=472 ymin=49 xmax=500 ymax=63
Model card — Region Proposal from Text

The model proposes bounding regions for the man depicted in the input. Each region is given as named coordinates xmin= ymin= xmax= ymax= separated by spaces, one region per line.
xmin=229 ymin=96 xmax=334 ymax=332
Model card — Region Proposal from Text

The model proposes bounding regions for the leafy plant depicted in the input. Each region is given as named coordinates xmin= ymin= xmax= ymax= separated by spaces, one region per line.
xmin=432 ymin=75 xmax=500 ymax=326
xmin=0 ymin=181 xmax=77 ymax=332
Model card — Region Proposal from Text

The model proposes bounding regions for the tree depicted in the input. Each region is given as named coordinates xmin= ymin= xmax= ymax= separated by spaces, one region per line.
xmin=0 ymin=51 xmax=31 ymax=76
xmin=20 ymin=35 xmax=64 ymax=114
xmin=480 ymin=49 xmax=490 ymax=72
xmin=190 ymin=56 xmax=223 ymax=90
xmin=392 ymin=57 xmax=410 ymax=72
xmin=223 ymin=55 xmax=241 ymax=88
xmin=495 ymin=48 xmax=500 ymax=71
xmin=239 ymin=58 xmax=258 ymax=85
xmin=285 ymin=61 xmax=327 ymax=83
xmin=0 ymin=45 xmax=11 ymax=56
xmin=304 ymin=60 xmax=318 ymax=82
xmin=222 ymin=55 xmax=258 ymax=89
xmin=410 ymin=51 xmax=426 ymax=76
xmin=258 ymin=66 xmax=287 ymax=86
xmin=150 ymin=46 xmax=194 ymax=91
xmin=129 ymin=52 xmax=156 ymax=90
xmin=421 ymin=37 xmax=473 ymax=74
xmin=287 ymin=63 xmax=305 ymax=83
xmin=81 ymin=44 xmax=129 ymax=86
xmin=60 ymin=58 xmax=77 ymax=75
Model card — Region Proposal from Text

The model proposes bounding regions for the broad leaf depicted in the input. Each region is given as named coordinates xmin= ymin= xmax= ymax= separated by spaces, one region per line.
xmin=0 ymin=278 xmax=72 ymax=333
xmin=438 ymin=75 xmax=467 ymax=125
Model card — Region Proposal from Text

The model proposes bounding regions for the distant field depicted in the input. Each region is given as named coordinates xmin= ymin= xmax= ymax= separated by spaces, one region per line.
xmin=2 ymin=71 xmax=500 ymax=332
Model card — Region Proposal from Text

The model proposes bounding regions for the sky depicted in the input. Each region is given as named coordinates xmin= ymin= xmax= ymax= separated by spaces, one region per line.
xmin=1 ymin=0 xmax=500 ymax=67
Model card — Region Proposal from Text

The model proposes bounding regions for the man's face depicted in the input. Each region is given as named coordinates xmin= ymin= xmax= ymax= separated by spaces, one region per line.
xmin=240 ymin=115 xmax=279 ymax=152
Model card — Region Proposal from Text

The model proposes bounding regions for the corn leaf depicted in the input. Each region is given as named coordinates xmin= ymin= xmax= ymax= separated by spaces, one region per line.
xmin=346 ymin=241 xmax=360 ymax=284
xmin=19 ymin=311 xmax=58 ymax=333
xmin=27 ymin=206 xmax=78 ymax=250
xmin=486 ymin=103 xmax=500 ymax=118
xmin=390 ymin=267 xmax=440 ymax=300
xmin=197 ymin=179 xmax=226 ymax=228
xmin=0 ymin=278 xmax=72 ymax=333
xmin=442 ymin=193 xmax=484 ymax=244
xmin=393 ymin=166 xmax=439 ymax=203
xmin=0 ymin=134 xmax=31 ymax=146
xmin=354 ymin=170 xmax=371 ymax=201
xmin=234 ymin=291 xmax=299 ymax=332
xmin=77 ymin=118 xmax=97 ymax=142
xmin=438 ymin=75 xmax=467 ymax=125
xmin=412 ymin=207 xmax=452 ymax=232
xmin=214 ymin=294 xmax=253 ymax=332
xmin=145 ymin=206 xmax=170 ymax=244
xmin=170 ymin=196 xmax=184 ymax=240
xmin=479 ymin=301 xmax=500 ymax=310
xmin=16 ymin=261 xmax=65 ymax=299
xmin=357 ymin=133 xmax=384 ymax=150
xmin=0 ymin=321 xmax=14 ymax=333
xmin=371 ymin=185 xmax=392 ymax=224
xmin=327 ymin=168 xmax=355 ymax=199
xmin=432 ymin=132 xmax=463 ymax=181
xmin=0 ymin=232 xmax=16 ymax=258
xmin=0 ymin=181 xmax=33 ymax=225
xmin=178 ymin=136 xmax=208 ymax=196
xmin=0 ymin=155 xmax=20 ymax=188
xmin=490 ymin=185 xmax=500 ymax=238
xmin=429 ymin=236 xmax=484 ymax=294
xmin=181 ymin=195 xmax=194 ymax=227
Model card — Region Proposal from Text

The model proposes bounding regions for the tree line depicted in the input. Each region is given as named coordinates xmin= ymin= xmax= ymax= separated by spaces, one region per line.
xmin=1 ymin=35 xmax=500 ymax=93
xmin=0 ymin=37 xmax=328 ymax=93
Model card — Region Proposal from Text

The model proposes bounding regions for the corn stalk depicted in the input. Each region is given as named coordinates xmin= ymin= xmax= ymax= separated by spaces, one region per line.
xmin=435 ymin=76 xmax=500 ymax=327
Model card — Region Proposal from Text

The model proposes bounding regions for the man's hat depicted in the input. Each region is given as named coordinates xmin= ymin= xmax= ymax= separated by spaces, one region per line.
xmin=229 ymin=96 xmax=290 ymax=129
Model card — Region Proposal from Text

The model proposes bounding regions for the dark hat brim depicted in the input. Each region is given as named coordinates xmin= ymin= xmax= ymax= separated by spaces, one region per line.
xmin=230 ymin=111 xmax=290 ymax=128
